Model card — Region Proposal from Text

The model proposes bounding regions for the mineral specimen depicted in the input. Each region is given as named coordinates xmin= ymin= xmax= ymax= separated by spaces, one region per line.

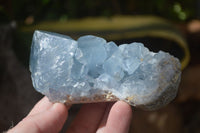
xmin=30 ymin=30 xmax=181 ymax=110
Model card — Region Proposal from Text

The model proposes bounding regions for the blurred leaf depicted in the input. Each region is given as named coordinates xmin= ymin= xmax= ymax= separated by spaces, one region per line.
xmin=42 ymin=0 xmax=50 ymax=5
xmin=0 ymin=5 xmax=4 ymax=12
xmin=59 ymin=14 xmax=68 ymax=22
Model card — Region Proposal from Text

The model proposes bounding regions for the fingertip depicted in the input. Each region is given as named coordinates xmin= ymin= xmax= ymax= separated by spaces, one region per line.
xmin=52 ymin=102 xmax=69 ymax=110
xmin=51 ymin=103 xmax=70 ymax=117
xmin=67 ymin=102 xmax=107 ymax=133
xmin=111 ymin=101 xmax=133 ymax=125
xmin=105 ymin=101 xmax=132 ymax=133
xmin=43 ymin=96 xmax=49 ymax=101
xmin=28 ymin=96 xmax=53 ymax=116
xmin=9 ymin=98 xmax=70 ymax=133
xmin=113 ymin=101 xmax=132 ymax=117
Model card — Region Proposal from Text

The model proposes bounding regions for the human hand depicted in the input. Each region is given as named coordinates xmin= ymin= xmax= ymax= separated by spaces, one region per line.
xmin=8 ymin=96 xmax=132 ymax=133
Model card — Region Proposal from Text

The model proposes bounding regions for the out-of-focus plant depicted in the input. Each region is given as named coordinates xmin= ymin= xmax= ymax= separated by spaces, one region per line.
xmin=0 ymin=0 xmax=198 ymax=25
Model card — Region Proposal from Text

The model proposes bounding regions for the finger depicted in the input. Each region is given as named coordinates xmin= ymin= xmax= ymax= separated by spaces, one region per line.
xmin=8 ymin=103 xmax=69 ymax=133
xmin=96 ymin=102 xmax=114 ymax=133
xmin=105 ymin=101 xmax=132 ymax=133
xmin=66 ymin=102 xmax=107 ymax=133
xmin=28 ymin=96 xmax=53 ymax=116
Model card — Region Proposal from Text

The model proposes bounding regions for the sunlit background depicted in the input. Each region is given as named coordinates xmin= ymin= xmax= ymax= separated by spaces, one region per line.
xmin=0 ymin=0 xmax=200 ymax=133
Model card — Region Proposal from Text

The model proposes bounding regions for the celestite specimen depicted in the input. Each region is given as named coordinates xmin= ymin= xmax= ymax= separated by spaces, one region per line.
xmin=30 ymin=30 xmax=181 ymax=110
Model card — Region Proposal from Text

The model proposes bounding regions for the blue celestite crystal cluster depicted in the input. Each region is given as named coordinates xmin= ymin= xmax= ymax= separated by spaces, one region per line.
xmin=30 ymin=30 xmax=181 ymax=110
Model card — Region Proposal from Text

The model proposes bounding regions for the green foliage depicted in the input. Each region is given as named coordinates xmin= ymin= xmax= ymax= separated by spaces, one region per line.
xmin=0 ymin=0 xmax=198 ymax=24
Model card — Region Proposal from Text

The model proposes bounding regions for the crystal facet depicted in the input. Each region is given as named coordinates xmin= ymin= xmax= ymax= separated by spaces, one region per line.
xmin=30 ymin=30 xmax=181 ymax=110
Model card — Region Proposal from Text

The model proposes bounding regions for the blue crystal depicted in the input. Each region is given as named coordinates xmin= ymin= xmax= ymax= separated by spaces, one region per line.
xmin=30 ymin=30 xmax=181 ymax=110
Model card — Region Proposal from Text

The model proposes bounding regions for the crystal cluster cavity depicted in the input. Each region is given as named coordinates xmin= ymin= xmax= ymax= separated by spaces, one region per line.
xmin=30 ymin=30 xmax=181 ymax=110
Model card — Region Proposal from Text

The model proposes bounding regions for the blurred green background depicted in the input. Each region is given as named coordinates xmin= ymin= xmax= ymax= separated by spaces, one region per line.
xmin=0 ymin=0 xmax=199 ymax=24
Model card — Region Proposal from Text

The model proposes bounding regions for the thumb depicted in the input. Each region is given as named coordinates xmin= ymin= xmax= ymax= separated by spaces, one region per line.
xmin=8 ymin=101 xmax=69 ymax=133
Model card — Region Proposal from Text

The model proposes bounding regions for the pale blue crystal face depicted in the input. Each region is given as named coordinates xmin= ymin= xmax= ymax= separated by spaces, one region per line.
xmin=30 ymin=30 xmax=181 ymax=110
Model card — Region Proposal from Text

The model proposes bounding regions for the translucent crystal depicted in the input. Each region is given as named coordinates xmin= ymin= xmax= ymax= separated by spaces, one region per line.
xmin=30 ymin=30 xmax=181 ymax=110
